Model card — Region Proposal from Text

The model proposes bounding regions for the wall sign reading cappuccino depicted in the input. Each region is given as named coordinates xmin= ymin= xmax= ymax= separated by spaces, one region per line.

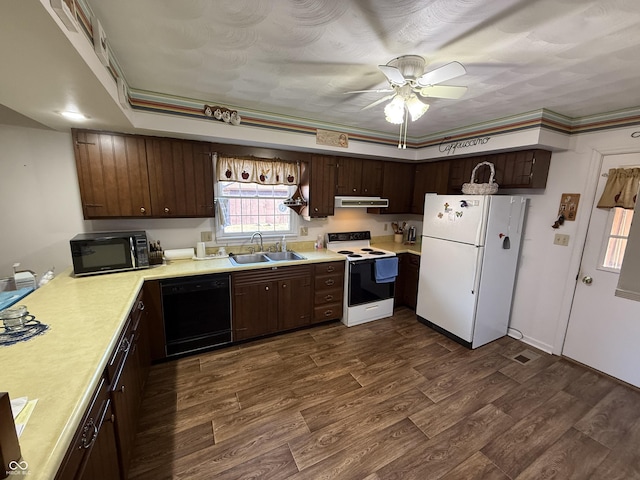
xmin=439 ymin=136 xmax=491 ymax=155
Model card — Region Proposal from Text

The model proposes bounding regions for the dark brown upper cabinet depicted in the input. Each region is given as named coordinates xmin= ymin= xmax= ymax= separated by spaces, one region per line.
xmin=448 ymin=149 xmax=551 ymax=194
xmin=308 ymin=154 xmax=337 ymax=217
xmin=368 ymin=161 xmax=415 ymax=214
xmin=411 ymin=161 xmax=450 ymax=214
xmin=73 ymin=130 xmax=215 ymax=219
xmin=335 ymin=157 xmax=383 ymax=196
xmin=73 ymin=129 xmax=151 ymax=219
xmin=145 ymin=137 xmax=215 ymax=217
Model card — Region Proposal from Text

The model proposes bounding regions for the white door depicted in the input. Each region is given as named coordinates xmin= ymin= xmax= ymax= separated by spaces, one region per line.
xmin=563 ymin=153 xmax=640 ymax=388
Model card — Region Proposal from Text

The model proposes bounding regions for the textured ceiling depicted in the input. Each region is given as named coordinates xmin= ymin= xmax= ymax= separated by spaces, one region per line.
xmin=86 ymin=0 xmax=640 ymax=137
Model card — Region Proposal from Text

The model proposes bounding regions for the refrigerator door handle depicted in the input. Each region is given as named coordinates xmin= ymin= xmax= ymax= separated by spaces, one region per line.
xmin=471 ymin=246 xmax=483 ymax=295
xmin=517 ymin=197 xmax=526 ymax=234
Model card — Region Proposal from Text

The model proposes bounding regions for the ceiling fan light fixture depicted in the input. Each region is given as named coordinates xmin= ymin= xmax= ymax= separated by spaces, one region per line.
xmin=406 ymin=95 xmax=429 ymax=121
xmin=384 ymin=95 xmax=405 ymax=124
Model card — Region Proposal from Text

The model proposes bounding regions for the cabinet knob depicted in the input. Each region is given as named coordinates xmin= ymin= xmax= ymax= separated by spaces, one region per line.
xmin=140 ymin=207 xmax=146 ymax=214
xmin=282 ymin=284 xmax=287 ymax=288
xmin=314 ymin=207 xmax=319 ymax=212
xmin=352 ymin=188 xmax=357 ymax=192
xmin=265 ymin=286 xmax=269 ymax=291
xmin=164 ymin=207 xmax=170 ymax=213
xmin=119 ymin=385 xmax=126 ymax=393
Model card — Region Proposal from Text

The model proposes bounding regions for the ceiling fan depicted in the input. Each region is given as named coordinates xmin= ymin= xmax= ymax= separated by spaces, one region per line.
xmin=347 ymin=55 xmax=468 ymax=148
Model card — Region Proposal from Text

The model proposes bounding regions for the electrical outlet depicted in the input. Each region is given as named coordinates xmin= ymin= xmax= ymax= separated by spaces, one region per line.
xmin=300 ymin=226 xmax=308 ymax=236
xmin=384 ymin=223 xmax=388 ymax=231
xmin=553 ymin=233 xmax=570 ymax=246
xmin=200 ymin=231 xmax=213 ymax=242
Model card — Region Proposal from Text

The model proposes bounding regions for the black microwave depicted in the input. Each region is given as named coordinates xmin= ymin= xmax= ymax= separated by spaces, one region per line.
xmin=70 ymin=231 xmax=150 ymax=276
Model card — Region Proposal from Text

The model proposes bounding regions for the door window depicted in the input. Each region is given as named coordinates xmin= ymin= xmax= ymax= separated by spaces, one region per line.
xmin=598 ymin=207 xmax=634 ymax=272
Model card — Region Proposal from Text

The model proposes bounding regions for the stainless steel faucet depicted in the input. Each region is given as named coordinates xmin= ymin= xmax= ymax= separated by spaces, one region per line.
xmin=250 ymin=232 xmax=264 ymax=252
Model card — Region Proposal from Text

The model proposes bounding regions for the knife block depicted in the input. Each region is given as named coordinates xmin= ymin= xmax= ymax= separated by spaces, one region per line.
xmin=0 ymin=392 xmax=21 ymax=479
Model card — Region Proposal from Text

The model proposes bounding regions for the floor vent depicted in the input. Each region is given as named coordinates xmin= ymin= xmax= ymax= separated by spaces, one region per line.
xmin=512 ymin=349 xmax=540 ymax=364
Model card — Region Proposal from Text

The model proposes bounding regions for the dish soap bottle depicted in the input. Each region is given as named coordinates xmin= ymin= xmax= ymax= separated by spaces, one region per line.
xmin=281 ymin=235 xmax=287 ymax=252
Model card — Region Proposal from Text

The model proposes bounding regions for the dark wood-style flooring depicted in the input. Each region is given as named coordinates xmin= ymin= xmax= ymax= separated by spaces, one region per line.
xmin=128 ymin=307 xmax=640 ymax=479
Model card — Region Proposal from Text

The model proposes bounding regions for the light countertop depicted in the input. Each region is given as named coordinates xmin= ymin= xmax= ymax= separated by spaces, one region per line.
xmin=0 ymin=248 xmax=346 ymax=480
xmin=0 ymin=242 xmax=421 ymax=479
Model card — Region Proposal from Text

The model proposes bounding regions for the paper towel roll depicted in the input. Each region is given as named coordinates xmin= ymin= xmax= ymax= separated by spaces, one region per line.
xmin=196 ymin=242 xmax=206 ymax=258
xmin=164 ymin=248 xmax=195 ymax=260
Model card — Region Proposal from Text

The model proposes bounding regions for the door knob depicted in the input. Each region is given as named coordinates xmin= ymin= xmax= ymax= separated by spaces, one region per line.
xmin=582 ymin=275 xmax=593 ymax=285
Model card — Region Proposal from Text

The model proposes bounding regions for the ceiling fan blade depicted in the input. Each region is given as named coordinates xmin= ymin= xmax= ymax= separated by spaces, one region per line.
xmin=344 ymin=88 xmax=395 ymax=94
xmin=418 ymin=85 xmax=468 ymax=99
xmin=416 ymin=61 xmax=466 ymax=87
xmin=361 ymin=93 xmax=396 ymax=111
xmin=378 ymin=65 xmax=406 ymax=85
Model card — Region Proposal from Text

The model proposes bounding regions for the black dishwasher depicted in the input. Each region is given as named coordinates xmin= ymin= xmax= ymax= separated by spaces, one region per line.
xmin=161 ymin=273 xmax=232 ymax=357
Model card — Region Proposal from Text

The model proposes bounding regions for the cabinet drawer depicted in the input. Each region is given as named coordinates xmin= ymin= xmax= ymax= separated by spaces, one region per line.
xmin=315 ymin=273 xmax=344 ymax=291
xmin=407 ymin=254 xmax=420 ymax=267
xmin=55 ymin=374 xmax=112 ymax=480
xmin=314 ymin=289 xmax=343 ymax=305
xmin=314 ymin=261 xmax=344 ymax=276
xmin=314 ymin=303 xmax=343 ymax=322
xmin=106 ymin=318 xmax=133 ymax=385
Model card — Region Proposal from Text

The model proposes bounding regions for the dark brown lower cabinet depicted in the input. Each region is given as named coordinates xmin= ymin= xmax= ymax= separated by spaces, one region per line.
xmin=312 ymin=261 xmax=345 ymax=323
xmin=395 ymin=253 xmax=420 ymax=310
xmin=54 ymin=375 xmax=121 ymax=480
xmin=232 ymin=265 xmax=312 ymax=341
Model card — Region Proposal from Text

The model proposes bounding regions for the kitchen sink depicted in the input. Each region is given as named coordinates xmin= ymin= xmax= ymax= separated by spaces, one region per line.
xmin=228 ymin=253 xmax=270 ymax=265
xmin=264 ymin=251 xmax=306 ymax=262
xmin=228 ymin=251 xmax=306 ymax=266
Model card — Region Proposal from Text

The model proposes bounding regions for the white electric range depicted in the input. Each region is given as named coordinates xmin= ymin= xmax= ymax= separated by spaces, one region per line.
xmin=326 ymin=231 xmax=398 ymax=327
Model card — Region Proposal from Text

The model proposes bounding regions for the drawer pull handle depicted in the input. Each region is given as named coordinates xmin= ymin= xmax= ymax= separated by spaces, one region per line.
xmin=164 ymin=207 xmax=170 ymax=213
xmin=324 ymin=294 xmax=333 ymax=301
xmin=325 ymin=279 xmax=335 ymax=286
xmin=120 ymin=337 xmax=131 ymax=354
xmin=324 ymin=310 xmax=333 ymax=317
xmin=327 ymin=266 xmax=335 ymax=272
xmin=137 ymin=300 xmax=145 ymax=311
xmin=80 ymin=418 xmax=98 ymax=449
xmin=140 ymin=207 xmax=146 ymax=214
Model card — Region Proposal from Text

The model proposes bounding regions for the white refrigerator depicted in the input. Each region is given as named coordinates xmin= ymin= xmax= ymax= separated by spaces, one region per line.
xmin=416 ymin=194 xmax=527 ymax=348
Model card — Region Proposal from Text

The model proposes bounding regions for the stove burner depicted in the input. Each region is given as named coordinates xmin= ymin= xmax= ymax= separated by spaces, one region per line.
xmin=361 ymin=248 xmax=373 ymax=252
xmin=338 ymin=250 xmax=354 ymax=255
xmin=348 ymin=254 xmax=363 ymax=258
xmin=369 ymin=251 xmax=385 ymax=255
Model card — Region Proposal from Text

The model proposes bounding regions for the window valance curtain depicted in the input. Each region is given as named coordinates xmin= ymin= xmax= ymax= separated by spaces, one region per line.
xmin=597 ymin=167 xmax=640 ymax=209
xmin=216 ymin=155 xmax=298 ymax=185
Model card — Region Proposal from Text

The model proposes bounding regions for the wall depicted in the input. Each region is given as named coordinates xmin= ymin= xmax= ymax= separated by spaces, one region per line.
xmin=3 ymin=122 xmax=639 ymax=355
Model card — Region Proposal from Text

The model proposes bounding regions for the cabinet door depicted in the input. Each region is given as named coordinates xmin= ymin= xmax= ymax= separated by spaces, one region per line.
xmin=73 ymin=129 xmax=151 ymax=219
xmin=79 ymin=401 xmax=120 ymax=480
xmin=361 ymin=159 xmax=383 ymax=196
xmin=55 ymin=375 xmax=121 ymax=480
xmin=411 ymin=161 xmax=450 ymax=213
xmin=335 ymin=157 xmax=362 ymax=195
xmin=232 ymin=281 xmax=278 ymax=340
xmin=278 ymin=272 xmax=312 ymax=330
xmin=309 ymin=154 xmax=336 ymax=217
xmin=375 ymin=162 xmax=415 ymax=214
xmin=146 ymin=138 xmax=215 ymax=217
xmin=111 ymin=331 xmax=143 ymax=479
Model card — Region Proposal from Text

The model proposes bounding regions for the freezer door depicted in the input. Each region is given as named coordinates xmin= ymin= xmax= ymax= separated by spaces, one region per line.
xmin=422 ymin=194 xmax=490 ymax=245
xmin=416 ymin=236 xmax=482 ymax=342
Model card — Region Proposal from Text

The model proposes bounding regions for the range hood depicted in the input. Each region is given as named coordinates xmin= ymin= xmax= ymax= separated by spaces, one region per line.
xmin=334 ymin=196 xmax=389 ymax=208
